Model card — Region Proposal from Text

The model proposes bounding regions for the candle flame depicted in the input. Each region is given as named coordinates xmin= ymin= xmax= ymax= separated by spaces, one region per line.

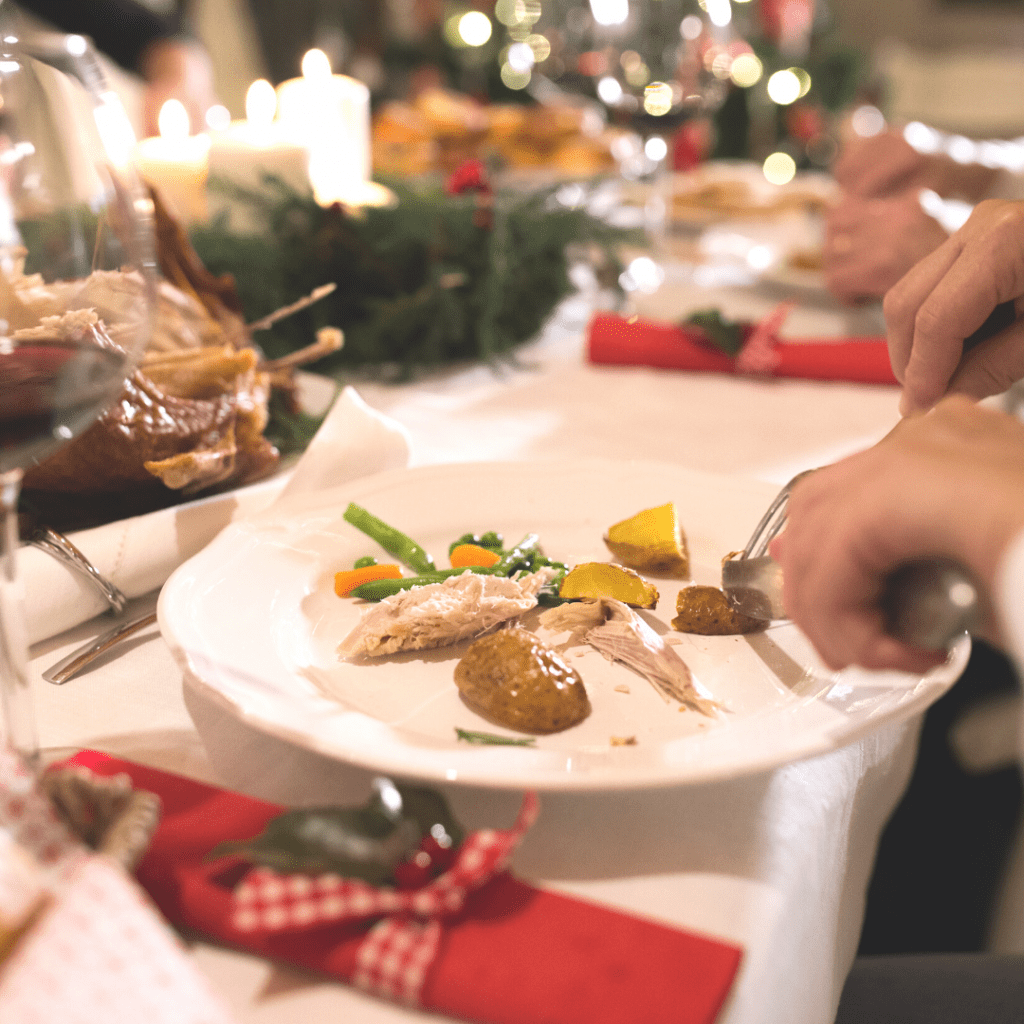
xmin=158 ymin=98 xmax=191 ymax=141
xmin=245 ymin=79 xmax=277 ymax=128
xmin=301 ymin=48 xmax=332 ymax=83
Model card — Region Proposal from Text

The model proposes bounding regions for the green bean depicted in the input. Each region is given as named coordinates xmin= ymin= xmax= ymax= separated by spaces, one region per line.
xmin=349 ymin=567 xmax=489 ymax=601
xmin=490 ymin=533 xmax=540 ymax=575
xmin=343 ymin=503 xmax=435 ymax=574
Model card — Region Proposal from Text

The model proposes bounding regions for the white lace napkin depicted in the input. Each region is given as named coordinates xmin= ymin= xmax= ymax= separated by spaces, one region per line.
xmin=22 ymin=386 xmax=411 ymax=646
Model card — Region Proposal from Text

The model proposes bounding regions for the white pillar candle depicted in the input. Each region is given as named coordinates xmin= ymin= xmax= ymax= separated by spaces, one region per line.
xmin=275 ymin=50 xmax=376 ymax=207
xmin=131 ymin=100 xmax=209 ymax=224
xmin=206 ymin=79 xmax=312 ymax=229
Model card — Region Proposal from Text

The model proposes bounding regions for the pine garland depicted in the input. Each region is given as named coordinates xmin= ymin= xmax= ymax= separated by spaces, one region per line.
xmin=189 ymin=175 xmax=639 ymax=378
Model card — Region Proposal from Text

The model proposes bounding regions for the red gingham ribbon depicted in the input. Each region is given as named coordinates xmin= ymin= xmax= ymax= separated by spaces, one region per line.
xmin=734 ymin=301 xmax=794 ymax=375
xmin=230 ymin=791 xmax=540 ymax=1005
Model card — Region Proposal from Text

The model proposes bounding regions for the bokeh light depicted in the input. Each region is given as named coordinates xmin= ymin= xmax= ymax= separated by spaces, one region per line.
xmin=597 ymin=76 xmax=623 ymax=104
xmin=501 ymin=64 xmax=532 ymax=89
xmin=643 ymin=81 xmax=673 ymax=116
xmin=903 ymin=121 xmax=941 ymax=154
xmin=507 ymin=41 xmax=535 ymax=71
xmin=459 ymin=11 xmax=493 ymax=46
xmin=763 ymin=151 xmax=797 ymax=184
xmin=766 ymin=69 xmax=801 ymax=105
xmin=730 ymin=52 xmax=763 ymax=87
xmin=680 ymin=14 xmax=704 ymax=39
xmin=527 ymin=33 xmax=551 ymax=63
xmin=850 ymin=104 xmax=885 ymax=137
xmin=205 ymin=104 xmax=231 ymax=131
xmin=645 ymin=136 xmax=668 ymax=162
xmin=590 ymin=0 xmax=629 ymax=27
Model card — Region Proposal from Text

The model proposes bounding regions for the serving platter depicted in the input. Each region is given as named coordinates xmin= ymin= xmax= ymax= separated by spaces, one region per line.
xmin=159 ymin=459 xmax=967 ymax=791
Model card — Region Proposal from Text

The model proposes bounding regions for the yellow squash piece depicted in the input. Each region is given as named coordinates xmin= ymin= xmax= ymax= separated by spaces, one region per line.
xmin=559 ymin=562 xmax=659 ymax=609
xmin=672 ymin=585 xmax=765 ymax=635
xmin=603 ymin=502 xmax=690 ymax=577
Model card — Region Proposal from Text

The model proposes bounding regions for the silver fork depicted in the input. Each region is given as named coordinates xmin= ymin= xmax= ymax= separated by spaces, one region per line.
xmin=19 ymin=516 xmax=157 ymax=683
xmin=723 ymin=470 xmax=982 ymax=652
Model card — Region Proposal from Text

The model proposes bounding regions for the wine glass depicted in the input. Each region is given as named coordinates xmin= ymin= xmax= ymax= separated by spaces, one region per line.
xmin=540 ymin=1 xmax=733 ymax=289
xmin=0 ymin=20 xmax=155 ymax=769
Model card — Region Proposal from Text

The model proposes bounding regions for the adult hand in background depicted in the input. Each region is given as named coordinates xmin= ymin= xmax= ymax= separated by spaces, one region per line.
xmin=770 ymin=396 xmax=1024 ymax=672
xmin=834 ymin=127 xmax=998 ymax=201
xmin=885 ymin=199 xmax=1024 ymax=415
xmin=824 ymin=191 xmax=949 ymax=304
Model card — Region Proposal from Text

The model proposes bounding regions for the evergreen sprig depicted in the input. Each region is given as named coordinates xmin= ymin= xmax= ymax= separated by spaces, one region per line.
xmin=190 ymin=175 xmax=639 ymax=378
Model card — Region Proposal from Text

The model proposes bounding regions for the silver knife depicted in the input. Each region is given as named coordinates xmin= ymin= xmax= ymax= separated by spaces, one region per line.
xmin=722 ymin=555 xmax=981 ymax=651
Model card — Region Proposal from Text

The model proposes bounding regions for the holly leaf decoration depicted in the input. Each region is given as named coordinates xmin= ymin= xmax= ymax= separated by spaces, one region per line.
xmin=683 ymin=309 xmax=745 ymax=357
xmin=211 ymin=778 xmax=465 ymax=885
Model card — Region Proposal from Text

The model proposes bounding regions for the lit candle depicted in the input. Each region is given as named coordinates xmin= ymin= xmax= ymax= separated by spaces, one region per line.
xmin=276 ymin=49 xmax=389 ymax=207
xmin=205 ymin=79 xmax=313 ymax=229
xmin=131 ymin=100 xmax=210 ymax=224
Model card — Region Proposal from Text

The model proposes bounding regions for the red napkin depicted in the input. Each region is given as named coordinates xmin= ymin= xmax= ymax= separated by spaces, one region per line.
xmin=587 ymin=312 xmax=899 ymax=385
xmin=65 ymin=752 xmax=742 ymax=1024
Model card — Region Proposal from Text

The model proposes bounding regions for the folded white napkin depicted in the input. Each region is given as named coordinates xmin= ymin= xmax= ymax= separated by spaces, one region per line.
xmin=23 ymin=386 xmax=411 ymax=645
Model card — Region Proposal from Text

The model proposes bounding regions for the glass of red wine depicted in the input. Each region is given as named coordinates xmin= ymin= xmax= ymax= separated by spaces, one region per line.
xmin=0 ymin=23 xmax=155 ymax=768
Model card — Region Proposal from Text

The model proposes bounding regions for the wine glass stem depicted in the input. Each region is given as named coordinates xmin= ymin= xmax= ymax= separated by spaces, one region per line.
xmin=0 ymin=469 xmax=40 ymax=772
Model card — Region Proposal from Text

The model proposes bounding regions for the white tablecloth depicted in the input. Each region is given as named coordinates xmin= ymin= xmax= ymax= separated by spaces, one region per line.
xmin=25 ymin=275 xmax=917 ymax=1024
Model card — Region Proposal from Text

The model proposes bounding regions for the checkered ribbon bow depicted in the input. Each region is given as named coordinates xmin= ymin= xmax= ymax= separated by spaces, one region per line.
xmin=230 ymin=791 xmax=540 ymax=1006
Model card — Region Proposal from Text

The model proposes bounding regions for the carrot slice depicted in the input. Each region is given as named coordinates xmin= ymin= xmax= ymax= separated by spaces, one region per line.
xmin=449 ymin=543 xmax=502 ymax=568
xmin=334 ymin=563 xmax=403 ymax=596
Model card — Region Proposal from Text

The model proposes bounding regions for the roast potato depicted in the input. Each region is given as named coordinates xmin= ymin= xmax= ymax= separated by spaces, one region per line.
xmin=454 ymin=627 xmax=590 ymax=734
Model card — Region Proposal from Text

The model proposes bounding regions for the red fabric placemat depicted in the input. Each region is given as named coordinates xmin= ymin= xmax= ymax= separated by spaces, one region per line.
xmin=587 ymin=312 xmax=899 ymax=385
xmin=65 ymin=751 xmax=743 ymax=1024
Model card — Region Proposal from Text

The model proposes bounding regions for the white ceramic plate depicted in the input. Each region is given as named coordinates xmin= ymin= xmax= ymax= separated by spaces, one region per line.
xmin=159 ymin=460 xmax=967 ymax=792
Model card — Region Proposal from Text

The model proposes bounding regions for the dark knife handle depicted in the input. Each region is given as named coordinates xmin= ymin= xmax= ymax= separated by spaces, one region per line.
xmin=880 ymin=558 xmax=980 ymax=651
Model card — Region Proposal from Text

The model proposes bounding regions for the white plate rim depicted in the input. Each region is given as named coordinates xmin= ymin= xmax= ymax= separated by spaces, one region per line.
xmin=159 ymin=458 xmax=967 ymax=792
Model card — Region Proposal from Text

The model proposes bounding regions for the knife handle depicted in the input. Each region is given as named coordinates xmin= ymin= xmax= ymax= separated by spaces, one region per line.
xmin=880 ymin=558 xmax=980 ymax=651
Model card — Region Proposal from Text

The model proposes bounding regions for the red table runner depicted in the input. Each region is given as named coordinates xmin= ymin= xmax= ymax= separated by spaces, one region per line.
xmin=67 ymin=751 xmax=743 ymax=1024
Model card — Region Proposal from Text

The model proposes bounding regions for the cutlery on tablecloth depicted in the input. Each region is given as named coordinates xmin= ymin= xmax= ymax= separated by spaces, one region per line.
xmin=722 ymin=472 xmax=981 ymax=651
xmin=20 ymin=514 xmax=127 ymax=614
xmin=43 ymin=612 xmax=158 ymax=685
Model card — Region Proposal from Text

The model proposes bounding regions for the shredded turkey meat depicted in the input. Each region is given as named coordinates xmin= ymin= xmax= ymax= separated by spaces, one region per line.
xmin=338 ymin=568 xmax=558 ymax=659
xmin=540 ymin=598 xmax=722 ymax=717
